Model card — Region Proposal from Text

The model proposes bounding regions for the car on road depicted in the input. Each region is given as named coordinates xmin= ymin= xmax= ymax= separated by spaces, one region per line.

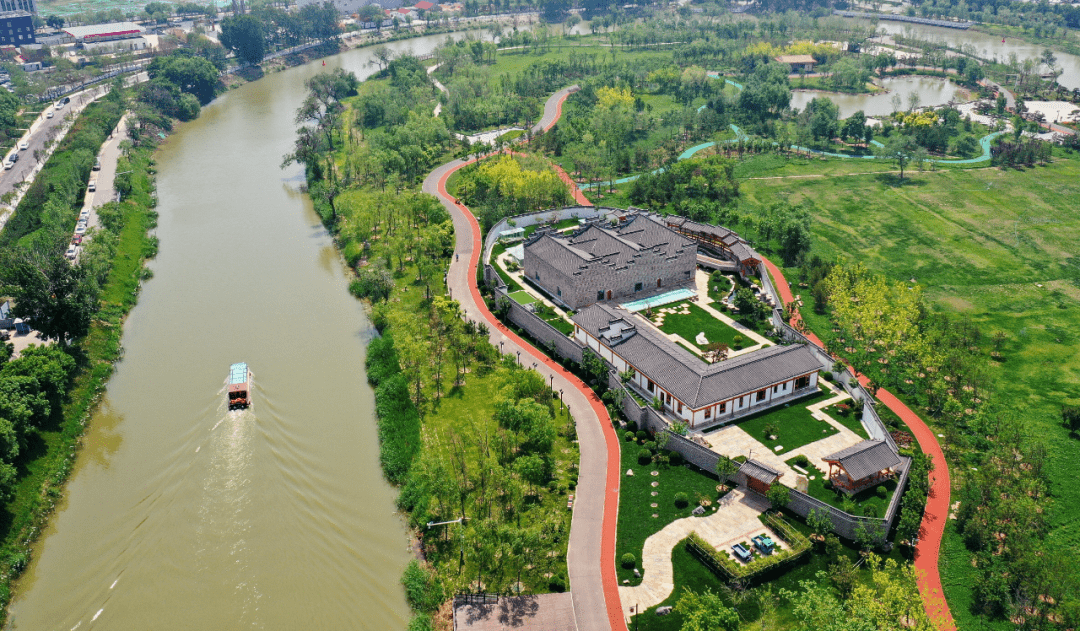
xmin=3 ymin=160 xmax=11 ymax=170
xmin=93 ymin=158 xmax=101 ymax=171
xmin=75 ymin=223 xmax=87 ymax=235
xmin=55 ymin=101 xmax=64 ymax=110
xmin=46 ymin=110 xmax=53 ymax=119
xmin=65 ymin=245 xmax=77 ymax=260
xmin=62 ymin=96 xmax=70 ymax=105
xmin=79 ymin=209 xmax=90 ymax=220
xmin=18 ymin=140 xmax=27 ymax=151
xmin=72 ymin=235 xmax=83 ymax=245
xmin=88 ymin=181 xmax=96 ymax=192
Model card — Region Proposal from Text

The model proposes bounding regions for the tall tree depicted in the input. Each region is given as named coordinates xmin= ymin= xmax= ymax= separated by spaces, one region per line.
xmin=220 ymin=14 xmax=265 ymax=65
xmin=0 ymin=250 xmax=99 ymax=345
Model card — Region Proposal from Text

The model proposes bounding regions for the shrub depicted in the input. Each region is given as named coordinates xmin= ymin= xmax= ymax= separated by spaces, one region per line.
xmin=733 ymin=334 xmax=744 ymax=345
xmin=822 ymin=372 xmax=833 ymax=382
xmin=643 ymin=440 xmax=657 ymax=452
xmin=624 ymin=431 xmax=635 ymax=442
xmin=842 ymin=498 xmax=857 ymax=515
xmin=863 ymin=504 xmax=880 ymax=518
xmin=548 ymin=480 xmax=558 ymax=492
xmin=549 ymin=574 xmax=567 ymax=592
xmin=638 ymin=448 xmax=654 ymax=465
xmin=791 ymin=454 xmax=810 ymax=468
xmin=401 ymin=560 xmax=445 ymax=614
xmin=620 ymin=553 xmax=636 ymax=569
xmin=626 ymin=421 xmax=638 ymax=433
xmin=876 ymin=485 xmax=888 ymax=499
xmin=668 ymin=450 xmax=684 ymax=466
xmin=674 ymin=492 xmax=689 ymax=508
xmin=835 ymin=403 xmax=851 ymax=417
xmin=636 ymin=430 xmax=648 ymax=442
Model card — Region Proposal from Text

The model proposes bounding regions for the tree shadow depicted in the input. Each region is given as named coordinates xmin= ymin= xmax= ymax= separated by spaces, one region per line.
xmin=874 ymin=172 xmax=929 ymax=188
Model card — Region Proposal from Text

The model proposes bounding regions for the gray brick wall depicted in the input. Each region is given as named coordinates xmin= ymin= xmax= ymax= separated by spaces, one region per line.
xmin=493 ymin=286 xmax=583 ymax=365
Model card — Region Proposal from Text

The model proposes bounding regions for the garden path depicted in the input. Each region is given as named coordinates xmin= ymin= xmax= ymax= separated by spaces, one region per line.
xmin=616 ymin=489 xmax=772 ymax=619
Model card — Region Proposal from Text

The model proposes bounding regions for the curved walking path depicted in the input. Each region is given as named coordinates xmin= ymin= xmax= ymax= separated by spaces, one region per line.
xmin=423 ymin=86 xmax=625 ymax=631
xmin=761 ymin=257 xmax=956 ymax=631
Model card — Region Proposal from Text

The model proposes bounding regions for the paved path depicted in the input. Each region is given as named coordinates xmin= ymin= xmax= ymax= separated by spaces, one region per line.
xmin=617 ymin=489 xmax=772 ymax=618
xmin=422 ymin=87 xmax=624 ymax=631
xmin=761 ymin=256 xmax=956 ymax=631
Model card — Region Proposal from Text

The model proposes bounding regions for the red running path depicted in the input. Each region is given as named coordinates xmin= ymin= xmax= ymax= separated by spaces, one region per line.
xmin=761 ymin=257 xmax=956 ymax=631
xmin=424 ymin=86 xmax=626 ymax=631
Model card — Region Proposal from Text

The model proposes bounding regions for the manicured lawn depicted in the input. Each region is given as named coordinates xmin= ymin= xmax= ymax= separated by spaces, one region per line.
xmin=614 ymin=436 xmax=727 ymax=587
xmin=508 ymin=289 xmax=538 ymax=305
xmin=724 ymin=387 xmax=836 ymax=455
xmin=744 ymin=150 xmax=1080 ymax=613
xmin=820 ymin=403 xmax=870 ymax=439
xmin=653 ymin=302 xmax=748 ymax=350
xmin=705 ymin=273 xmax=734 ymax=304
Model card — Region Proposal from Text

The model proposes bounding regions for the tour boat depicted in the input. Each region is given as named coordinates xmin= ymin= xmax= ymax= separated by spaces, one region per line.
xmin=227 ymin=362 xmax=252 ymax=410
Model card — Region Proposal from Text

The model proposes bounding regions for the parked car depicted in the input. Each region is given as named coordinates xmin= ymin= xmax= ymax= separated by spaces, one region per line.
xmin=62 ymin=96 xmax=70 ymax=105
xmin=18 ymin=140 xmax=28 ymax=151
xmin=54 ymin=101 xmax=64 ymax=110
xmin=731 ymin=543 xmax=752 ymax=563
xmin=71 ymin=235 xmax=83 ymax=245
xmin=7 ymin=153 xmax=17 ymax=164
xmin=65 ymin=245 xmax=77 ymax=260
xmin=93 ymin=158 xmax=101 ymax=171
xmin=751 ymin=534 xmax=775 ymax=555
xmin=75 ymin=224 xmax=87 ymax=235
xmin=46 ymin=110 xmax=53 ymax=119
xmin=88 ymin=181 xmax=96 ymax=192
xmin=3 ymin=160 xmax=11 ymax=170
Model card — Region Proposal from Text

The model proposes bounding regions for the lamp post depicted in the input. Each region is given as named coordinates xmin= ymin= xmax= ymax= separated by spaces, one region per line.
xmin=516 ymin=350 xmax=520 ymax=365
xmin=427 ymin=517 xmax=468 ymax=573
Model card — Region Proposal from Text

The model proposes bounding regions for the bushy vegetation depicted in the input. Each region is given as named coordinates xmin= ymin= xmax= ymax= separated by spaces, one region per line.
xmin=454 ymin=154 xmax=572 ymax=232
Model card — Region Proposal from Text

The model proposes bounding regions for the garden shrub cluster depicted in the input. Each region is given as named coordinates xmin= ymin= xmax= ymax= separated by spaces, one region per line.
xmin=685 ymin=512 xmax=810 ymax=582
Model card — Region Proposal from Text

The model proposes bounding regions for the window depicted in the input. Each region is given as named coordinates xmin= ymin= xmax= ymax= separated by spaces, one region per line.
xmin=597 ymin=290 xmax=604 ymax=301
xmin=704 ymin=407 xmax=712 ymax=419
xmin=774 ymin=385 xmax=779 ymax=393
xmin=795 ymin=375 xmax=810 ymax=389
xmin=718 ymin=401 xmax=726 ymax=413
xmin=684 ymin=270 xmax=692 ymax=277
xmin=534 ymin=272 xmax=540 ymax=281
xmin=647 ymin=380 xmax=654 ymax=393
xmin=634 ymin=282 xmax=643 ymax=292
xmin=657 ymin=278 xmax=662 ymax=288
xmin=557 ymin=287 xmax=561 ymax=296
xmin=677 ymin=401 xmax=683 ymax=414
xmin=756 ymin=389 xmax=767 ymax=402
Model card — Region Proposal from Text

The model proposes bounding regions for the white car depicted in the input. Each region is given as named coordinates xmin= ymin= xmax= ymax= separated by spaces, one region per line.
xmin=65 ymin=245 xmax=77 ymax=260
xmin=46 ymin=110 xmax=53 ymax=119
xmin=54 ymin=101 xmax=64 ymax=110
xmin=88 ymin=181 xmax=96 ymax=192
xmin=79 ymin=209 xmax=90 ymax=220
xmin=3 ymin=161 xmax=11 ymax=170
xmin=75 ymin=223 xmax=87 ymax=235
xmin=18 ymin=140 xmax=27 ymax=151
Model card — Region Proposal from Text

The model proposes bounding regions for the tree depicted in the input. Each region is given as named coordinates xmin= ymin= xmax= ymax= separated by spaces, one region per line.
xmin=1063 ymin=400 xmax=1080 ymax=434
xmin=807 ymin=507 xmax=834 ymax=538
xmin=715 ymin=455 xmax=738 ymax=482
xmin=580 ymin=348 xmax=607 ymax=386
xmin=673 ymin=588 xmax=740 ymax=631
xmin=220 ymin=14 xmax=265 ymax=66
xmin=45 ymin=14 xmax=64 ymax=29
xmin=842 ymin=110 xmax=867 ymax=144
xmin=873 ymin=134 xmax=924 ymax=181
xmin=807 ymin=97 xmax=840 ymax=143
xmin=765 ymin=483 xmax=790 ymax=510
xmin=147 ymin=54 xmax=219 ymax=104
xmin=371 ymin=45 xmax=395 ymax=71
xmin=733 ymin=288 xmax=763 ymax=321
xmin=0 ymin=250 xmax=99 ymax=345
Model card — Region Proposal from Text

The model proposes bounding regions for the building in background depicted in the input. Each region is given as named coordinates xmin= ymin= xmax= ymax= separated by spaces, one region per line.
xmin=0 ymin=10 xmax=34 ymax=47
xmin=0 ymin=0 xmax=35 ymax=15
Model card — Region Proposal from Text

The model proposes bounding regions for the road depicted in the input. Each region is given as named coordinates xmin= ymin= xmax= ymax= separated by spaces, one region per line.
xmin=423 ymin=86 xmax=625 ymax=631
xmin=71 ymin=114 xmax=130 ymax=263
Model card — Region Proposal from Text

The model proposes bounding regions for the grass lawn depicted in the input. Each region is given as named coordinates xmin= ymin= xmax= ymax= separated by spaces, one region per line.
xmin=743 ymin=150 xmax=1080 ymax=623
xmin=705 ymin=273 xmax=734 ymax=304
xmin=653 ymin=302 xmax=748 ymax=350
xmin=820 ymin=404 xmax=870 ymax=439
xmin=723 ymin=387 xmax=836 ymax=455
xmin=615 ymin=436 xmax=727 ymax=587
xmin=508 ymin=289 xmax=538 ymax=305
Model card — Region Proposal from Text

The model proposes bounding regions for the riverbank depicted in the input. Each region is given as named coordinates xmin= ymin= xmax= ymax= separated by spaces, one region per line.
xmin=0 ymin=109 xmax=161 ymax=622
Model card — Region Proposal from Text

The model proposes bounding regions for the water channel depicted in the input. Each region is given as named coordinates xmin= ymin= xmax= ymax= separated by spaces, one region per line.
xmin=790 ymin=74 xmax=962 ymax=118
xmin=5 ymin=32 xmax=474 ymax=631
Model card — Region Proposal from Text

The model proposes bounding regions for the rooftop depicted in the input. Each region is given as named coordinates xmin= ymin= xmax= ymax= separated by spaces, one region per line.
xmin=741 ymin=459 xmax=782 ymax=484
xmin=63 ymin=22 xmax=144 ymax=40
xmin=822 ymin=440 xmax=901 ymax=481
xmin=776 ymin=54 xmax=817 ymax=64
xmin=657 ymin=214 xmax=759 ymax=263
xmin=573 ymin=303 xmax=820 ymax=409
xmin=524 ymin=214 xmax=695 ymax=279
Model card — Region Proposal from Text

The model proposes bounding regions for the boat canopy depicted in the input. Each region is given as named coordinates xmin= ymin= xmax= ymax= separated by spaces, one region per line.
xmin=229 ymin=362 xmax=249 ymax=385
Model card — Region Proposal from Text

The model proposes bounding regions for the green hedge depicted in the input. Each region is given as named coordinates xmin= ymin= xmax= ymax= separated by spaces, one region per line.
xmin=686 ymin=513 xmax=811 ymax=582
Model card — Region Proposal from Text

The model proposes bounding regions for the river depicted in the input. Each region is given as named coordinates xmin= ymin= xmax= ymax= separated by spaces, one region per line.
xmin=5 ymin=32 xmax=473 ymax=631
xmin=790 ymin=74 xmax=961 ymax=118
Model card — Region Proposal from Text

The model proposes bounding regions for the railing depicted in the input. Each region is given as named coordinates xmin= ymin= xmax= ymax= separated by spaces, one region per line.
xmin=454 ymin=592 xmax=499 ymax=606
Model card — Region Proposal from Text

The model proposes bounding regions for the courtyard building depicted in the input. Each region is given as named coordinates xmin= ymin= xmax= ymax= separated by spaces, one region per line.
xmin=740 ymin=459 xmax=783 ymax=495
xmin=572 ymin=303 xmax=820 ymax=427
xmin=656 ymin=215 xmax=761 ymax=277
xmin=523 ymin=214 xmax=697 ymax=311
xmin=775 ymin=54 xmax=817 ymax=73
xmin=821 ymin=440 xmax=902 ymax=495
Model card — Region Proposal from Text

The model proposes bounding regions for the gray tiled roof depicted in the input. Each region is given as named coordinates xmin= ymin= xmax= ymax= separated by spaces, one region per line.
xmin=573 ymin=303 xmax=820 ymax=409
xmin=648 ymin=213 xmax=760 ymax=263
xmin=524 ymin=215 xmax=695 ymax=279
xmin=741 ymin=459 xmax=781 ymax=484
xmin=822 ymin=440 xmax=901 ymax=481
